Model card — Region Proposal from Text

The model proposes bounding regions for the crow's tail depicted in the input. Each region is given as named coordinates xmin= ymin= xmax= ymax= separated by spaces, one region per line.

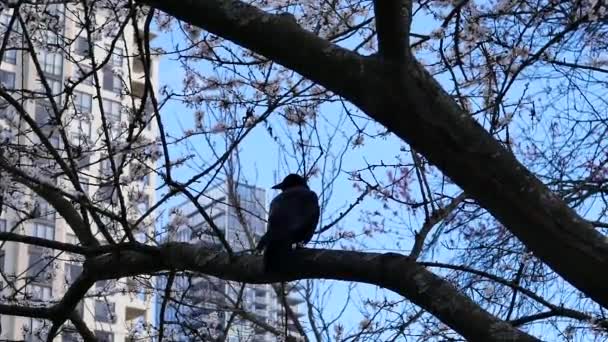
xmin=263 ymin=243 xmax=290 ymax=272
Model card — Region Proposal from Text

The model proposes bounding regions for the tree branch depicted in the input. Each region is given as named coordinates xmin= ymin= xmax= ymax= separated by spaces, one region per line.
xmin=0 ymin=232 xmax=88 ymax=254
xmin=0 ymin=148 xmax=99 ymax=247
xmin=84 ymin=244 xmax=539 ymax=341
xmin=373 ymin=0 xmax=411 ymax=62
xmin=138 ymin=0 xmax=608 ymax=309
xmin=69 ymin=312 xmax=97 ymax=342
xmin=47 ymin=272 xmax=96 ymax=340
xmin=410 ymin=192 xmax=466 ymax=259
xmin=0 ymin=303 xmax=53 ymax=319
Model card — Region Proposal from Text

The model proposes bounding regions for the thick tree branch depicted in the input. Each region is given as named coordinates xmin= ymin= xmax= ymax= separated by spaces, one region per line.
xmin=0 ymin=303 xmax=53 ymax=319
xmin=373 ymin=0 xmax=411 ymax=62
xmin=47 ymin=273 xmax=96 ymax=340
xmin=69 ymin=312 xmax=97 ymax=342
xmin=139 ymin=0 xmax=608 ymax=309
xmin=30 ymin=184 xmax=99 ymax=247
xmin=84 ymin=244 xmax=539 ymax=341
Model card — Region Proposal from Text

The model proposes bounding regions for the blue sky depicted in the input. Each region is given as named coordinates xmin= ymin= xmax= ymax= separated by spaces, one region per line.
xmin=151 ymin=25 xmax=415 ymax=337
xmin=148 ymin=8 xmax=579 ymax=340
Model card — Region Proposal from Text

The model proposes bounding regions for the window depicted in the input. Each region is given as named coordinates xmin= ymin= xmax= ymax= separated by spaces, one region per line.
xmin=0 ymin=14 xmax=17 ymax=65
xmin=175 ymin=228 xmax=189 ymax=243
xmin=25 ymin=318 xmax=47 ymax=342
xmin=74 ymin=65 xmax=94 ymax=86
xmin=94 ymin=300 xmax=116 ymax=323
xmin=49 ymin=133 xmax=61 ymax=150
xmin=74 ymin=37 xmax=89 ymax=56
xmin=30 ymin=223 xmax=54 ymax=240
xmin=45 ymin=4 xmax=65 ymax=20
xmin=73 ymin=91 xmax=92 ymax=113
xmin=62 ymin=330 xmax=80 ymax=342
xmin=77 ymin=155 xmax=91 ymax=172
xmin=44 ymin=30 xmax=61 ymax=48
xmin=0 ymin=70 xmax=15 ymax=88
xmin=97 ymin=183 xmax=118 ymax=204
xmin=37 ymin=78 xmax=62 ymax=105
xmin=101 ymin=99 xmax=121 ymax=123
xmin=0 ymin=13 xmax=10 ymax=27
xmin=0 ymin=251 xmax=5 ymax=273
xmin=100 ymin=157 xmax=112 ymax=177
xmin=2 ymin=48 xmax=17 ymax=64
xmin=28 ymin=251 xmax=53 ymax=285
xmin=28 ymin=284 xmax=52 ymax=301
xmin=0 ymin=99 xmax=15 ymax=121
xmin=40 ymin=78 xmax=62 ymax=98
xmin=95 ymin=331 xmax=114 ymax=342
xmin=66 ymin=263 xmax=82 ymax=285
xmin=73 ymin=119 xmax=92 ymax=144
xmin=39 ymin=50 xmax=62 ymax=76
xmin=35 ymin=199 xmax=56 ymax=221
xmin=96 ymin=279 xmax=110 ymax=291
xmin=102 ymin=66 xmax=121 ymax=93
xmin=110 ymin=47 xmax=123 ymax=67
xmin=0 ymin=12 xmax=20 ymax=34
xmin=136 ymin=194 xmax=149 ymax=215
xmin=35 ymin=102 xmax=53 ymax=127
xmin=80 ymin=118 xmax=92 ymax=136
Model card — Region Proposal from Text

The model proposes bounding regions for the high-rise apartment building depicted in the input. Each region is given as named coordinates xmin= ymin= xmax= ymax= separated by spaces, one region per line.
xmin=160 ymin=181 xmax=305 ymax=342
xmin=0 ymin=3 xmax=158 ymax=341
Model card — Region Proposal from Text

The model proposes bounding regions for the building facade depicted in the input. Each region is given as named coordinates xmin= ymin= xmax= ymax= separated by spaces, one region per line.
xmin=160 ymin=181 xmax=305 ymax=342
xmin=0 ymin=3 xmax=158 ymax=341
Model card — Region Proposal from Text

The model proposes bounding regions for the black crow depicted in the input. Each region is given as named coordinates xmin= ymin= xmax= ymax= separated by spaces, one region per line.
xmin=256 ymin=174 xmax=320 ymax=271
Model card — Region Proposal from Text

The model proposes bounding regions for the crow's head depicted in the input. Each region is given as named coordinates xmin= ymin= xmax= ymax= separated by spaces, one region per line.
xmin=272 ymin=173 xmax=308 ymax=190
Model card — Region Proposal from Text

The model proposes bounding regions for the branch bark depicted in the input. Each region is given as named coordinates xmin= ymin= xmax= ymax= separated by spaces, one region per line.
xmin=83 ymin=244 xmax=539 ymax=341
xmin=373 ymin=0 xmax=411 ymax=62
xmin=138 ymin=0 xmax=608 ymax=309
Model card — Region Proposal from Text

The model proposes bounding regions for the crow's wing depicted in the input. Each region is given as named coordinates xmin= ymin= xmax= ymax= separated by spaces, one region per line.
xmin=266 ymin=188 xmax=320 ymax=245
xmin=299 ymin=190 xmax=319 ymax=244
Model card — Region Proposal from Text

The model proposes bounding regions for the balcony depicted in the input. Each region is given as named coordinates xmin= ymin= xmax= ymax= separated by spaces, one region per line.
xmin=275 ymin=308 xmax=305 ymax=319
xmin=285 ymin=295 xmax=304 ymax=306
xmin=254 ymin=286 xmax=267 ymax=296
xmin=255 ymin=297 xmax=267 ymax=307
xmin=125 ymin=278 xmax=148 ymax=320
xmin=125 ymin=303 xmax=146 ymax=321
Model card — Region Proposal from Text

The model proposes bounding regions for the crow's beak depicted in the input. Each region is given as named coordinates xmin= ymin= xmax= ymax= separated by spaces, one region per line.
xmin=271 ymin=182 xmax=283 ymax=190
